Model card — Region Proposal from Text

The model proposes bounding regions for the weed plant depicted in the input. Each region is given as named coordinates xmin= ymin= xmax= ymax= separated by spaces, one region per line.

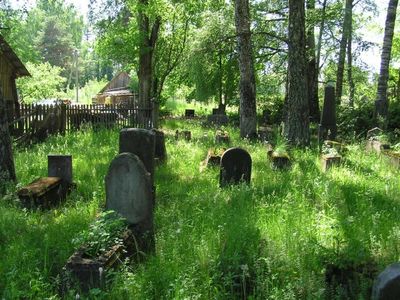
xmin=0 ymin=120 xmax=399 ymax=299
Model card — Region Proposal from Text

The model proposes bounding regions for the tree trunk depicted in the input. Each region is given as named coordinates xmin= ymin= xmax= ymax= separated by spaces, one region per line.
xmin=335 ymin=0 xmax=353 ymax=105
xmin=347 ymin=19 xmax=355 ymax=107
xmin=316 ymin=0 xmax=328 ymax=73
xmin=234 ymin=0 xmax=257 ymax=138
xmin=306 ymin=0 xmax=320 ymax=123
xmin=0 ymin=87 xmax=16 ymax=188
xmin=137 ymin=0 xmax=161 ymax=112
xmin=285 ymin=0 xmax=310 ymax=146
xmin=375 ymin=0 xmax=399 ymax=125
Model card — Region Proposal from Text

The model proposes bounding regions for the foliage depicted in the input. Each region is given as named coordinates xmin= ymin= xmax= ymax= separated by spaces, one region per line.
xmin=72 ymin=210 xmax=127 ymax=258
xmin=63 ymin=78 xmax=108 ymax=104
xmin=16 ymin=62 xmax=66 ymax=103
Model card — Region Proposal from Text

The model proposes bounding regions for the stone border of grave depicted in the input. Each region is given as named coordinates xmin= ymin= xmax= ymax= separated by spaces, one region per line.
xmin=61 ymin=227 xmax=137 ymax=293
xmin=320 ymin=155 xmax=341 ymax=172
xmin=320 ymin=140 xmax=343 ymax=172
xmin=200 ymin=148 xmax=226 ymax=172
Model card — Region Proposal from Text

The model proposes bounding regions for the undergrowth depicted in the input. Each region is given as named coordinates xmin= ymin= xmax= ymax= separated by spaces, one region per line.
xmin=0 ymin=119 xmax=399 ymax=299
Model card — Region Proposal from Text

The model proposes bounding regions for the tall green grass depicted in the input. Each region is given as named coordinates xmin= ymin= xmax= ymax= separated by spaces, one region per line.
xmin=1 ymin=120 xmax=399 ymax=299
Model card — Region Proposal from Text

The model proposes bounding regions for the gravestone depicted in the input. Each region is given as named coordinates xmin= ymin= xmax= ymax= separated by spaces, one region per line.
xmin=367 ymin=127 xmax=384 ymax=140
xmin=319 ymin=83 xmax=337 ymax=143
xmin=185 ymin=109 xmax=195 ymax=118
xmin=105 ymin=153 xmax=154 ymax=251
xmin=152 ymin=129 xmax=167 ymax=162
xmin=215 ymin=130 xmax=230 ymax=144
xmin=220 ymin=148 xmax=252 ymax=187
xmin=119 ymin=128 xmax=155 ymax=184
xmin=372 ymin=263 xmax=400 ymax=300
xmin=207 ymin=114 xmax=229 ymax=126
xmin=48 ymin=155 xmax=73 ymax=187
xmin=175 ymin=130 xmax=191 ymax=141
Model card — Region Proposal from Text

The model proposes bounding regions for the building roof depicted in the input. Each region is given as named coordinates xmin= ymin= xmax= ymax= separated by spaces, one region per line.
xmin=0 ymin=34 xmax=30 ymax=78
xmin=99 ymin=71 xmax=131 ymax=93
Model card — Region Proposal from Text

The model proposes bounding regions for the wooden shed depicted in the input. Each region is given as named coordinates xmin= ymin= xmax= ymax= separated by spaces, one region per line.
xmin=93 ymin=71 xmax=138 ymax=105
xmin=0 ymin=34 xmax=30 ymax=124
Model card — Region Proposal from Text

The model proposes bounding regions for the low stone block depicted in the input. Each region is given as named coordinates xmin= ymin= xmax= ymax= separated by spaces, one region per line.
xmin=321 ymin=155 xmax=341 ymax=172
xmin=366 ymin=140 xmax=390 ymax=154
xmin=185 ymin=109 xmax=195 ymax=118
xmin=215 ymin=130 xmax=230 ymax=144
xmin=270 ymin=152 xmax=291 ymax=170
xmin=17 ymin=177 xmax=66 ymax=209
xmin=175 ymin=130 xmax=191 ymax=141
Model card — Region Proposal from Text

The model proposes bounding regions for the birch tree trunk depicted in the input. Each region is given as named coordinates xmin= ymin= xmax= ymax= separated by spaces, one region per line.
xmin=285 ymin=0 xmax=310 ymax=146
xmin=375 ymin=0 xmax=399 ymax=125
xmin=0 ymin=87 xmax=16 ymax=188
xmin=234 ymin=0 xmax=257 ymax=138
xmin=335 ymin=0 xmax=353 ymax=104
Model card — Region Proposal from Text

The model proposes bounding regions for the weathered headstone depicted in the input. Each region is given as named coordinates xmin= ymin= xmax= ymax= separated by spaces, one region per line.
xmin=152 ymin=129 xmax=167 ymax=162
xmin=367 ymin=127 xmax=384 ymax=140
xmin=220 ymin=148 xmax=252 ymax=187
xmin=105 ymin=153 xmax=154 ymax=251
xmin=319 ymin=83 xmax=337 ymax=143
xmin=48 ymin=155 xmax=73 ymax=185
xmin=185 ymin=109 xmax=195 ymax=118
xmin=119 ymin=128 xmax=155 ymax=184
xmin=372 ymin=263 xmax=400 ymax=300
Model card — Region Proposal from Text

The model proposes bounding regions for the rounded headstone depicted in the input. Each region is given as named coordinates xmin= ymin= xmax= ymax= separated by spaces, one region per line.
xmin=105 ymin=153 xmax=153 ymax=225
xmin=220 ymin=147 xmax=252 ymax=187
xmin=119 ymin=128 xmax=155 ymax=184
xmin=372 ymin=263 xmax=400 ymax=300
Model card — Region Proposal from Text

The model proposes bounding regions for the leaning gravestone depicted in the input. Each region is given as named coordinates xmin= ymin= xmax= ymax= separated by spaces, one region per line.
xmin=152 ymin=129 xmax=167 ymax=162
xmin=372 ymin=263 xmax=400 ymax=300
xmin=105 ymin=153 xmax=154 ymax=252
xmin=319 ymin=82 xmax=337 ymax=143
xmin=119 ymin=128 xmax=155 ymax=184
xmin=220 ymin=148 xmax=252 ymax=187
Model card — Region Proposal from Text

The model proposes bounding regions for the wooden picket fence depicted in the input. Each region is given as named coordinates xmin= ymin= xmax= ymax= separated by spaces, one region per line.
xmin=11 ymin=104 xmax=153 ymax=142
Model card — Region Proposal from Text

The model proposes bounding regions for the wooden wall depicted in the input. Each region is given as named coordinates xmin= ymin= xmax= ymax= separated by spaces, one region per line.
xmin=0 ymin=52 xmax=16 ymax=121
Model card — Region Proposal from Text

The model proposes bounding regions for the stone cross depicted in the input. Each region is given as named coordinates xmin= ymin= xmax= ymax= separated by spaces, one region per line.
xmin=219 ymin=148 xmax=252 ymax=187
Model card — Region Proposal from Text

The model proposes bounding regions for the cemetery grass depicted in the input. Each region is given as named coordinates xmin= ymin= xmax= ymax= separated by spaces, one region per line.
xmin=0 ymin=121 xmax=399 ymax=299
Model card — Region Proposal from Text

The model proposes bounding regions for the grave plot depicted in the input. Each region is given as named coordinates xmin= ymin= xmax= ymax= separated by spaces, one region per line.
xmin=220 ymin=147 xmax=251 ymax=187
xmin=17 ymin=155 xmax=74 ymax=209
xmin=366 ymin=127 xmax=391 ymax=154
xmin=62 ymin=153 xmax=154 ymax=292
xmin=175 ymin=130 xmax=192 ymax=141
xmin=200 ymin=148 xmax=226 ymax=171
xmin=320 ymin=140 xmax=344 ymax=172
xmin=266 ymin=142 xmax=291 ymax=170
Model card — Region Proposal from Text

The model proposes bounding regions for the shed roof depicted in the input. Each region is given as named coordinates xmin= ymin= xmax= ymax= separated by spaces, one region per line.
xmin=0 ymin=34 xmax=30 ymax=78
xmin=99 ymin=71 xmax=131 ymax=93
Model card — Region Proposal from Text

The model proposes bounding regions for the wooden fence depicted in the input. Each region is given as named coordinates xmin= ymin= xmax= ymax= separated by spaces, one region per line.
xmin=11 ymin=104 xmax=153 ymax=142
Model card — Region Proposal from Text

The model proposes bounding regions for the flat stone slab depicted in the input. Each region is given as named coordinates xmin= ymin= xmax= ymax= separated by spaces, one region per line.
xmin=17 ymin=176 xmax=67 ymax=209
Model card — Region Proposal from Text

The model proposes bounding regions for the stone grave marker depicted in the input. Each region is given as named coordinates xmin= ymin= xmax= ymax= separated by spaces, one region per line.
xmin=48 ymin=154 xmax=73 ymax=190
xmin=175 ymin=130 xmax=191 ymax=141
xmin=152 ymin=129 xmax=167 ymax=162
xmin=105 ymin=153 xmax=154 ymax=251
xmin=185 ymin=109 xmax=195 ymax=118
xmin=207 ymin=114 xmax=229 ymax=126
xmin=215 ymin=130 xmax=230 ymax=144
xmin=318 ymin=83 xmax=337 ymax=143
xmin=367 ymin=127 xmax=384 ymax=140
xmin=372 ymin=263 xmax=400 ymax=300
xmin=119 ymin=128 xmax=155 ymax=184
xmin=220 ymin=148 xmax=252 ymax=187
